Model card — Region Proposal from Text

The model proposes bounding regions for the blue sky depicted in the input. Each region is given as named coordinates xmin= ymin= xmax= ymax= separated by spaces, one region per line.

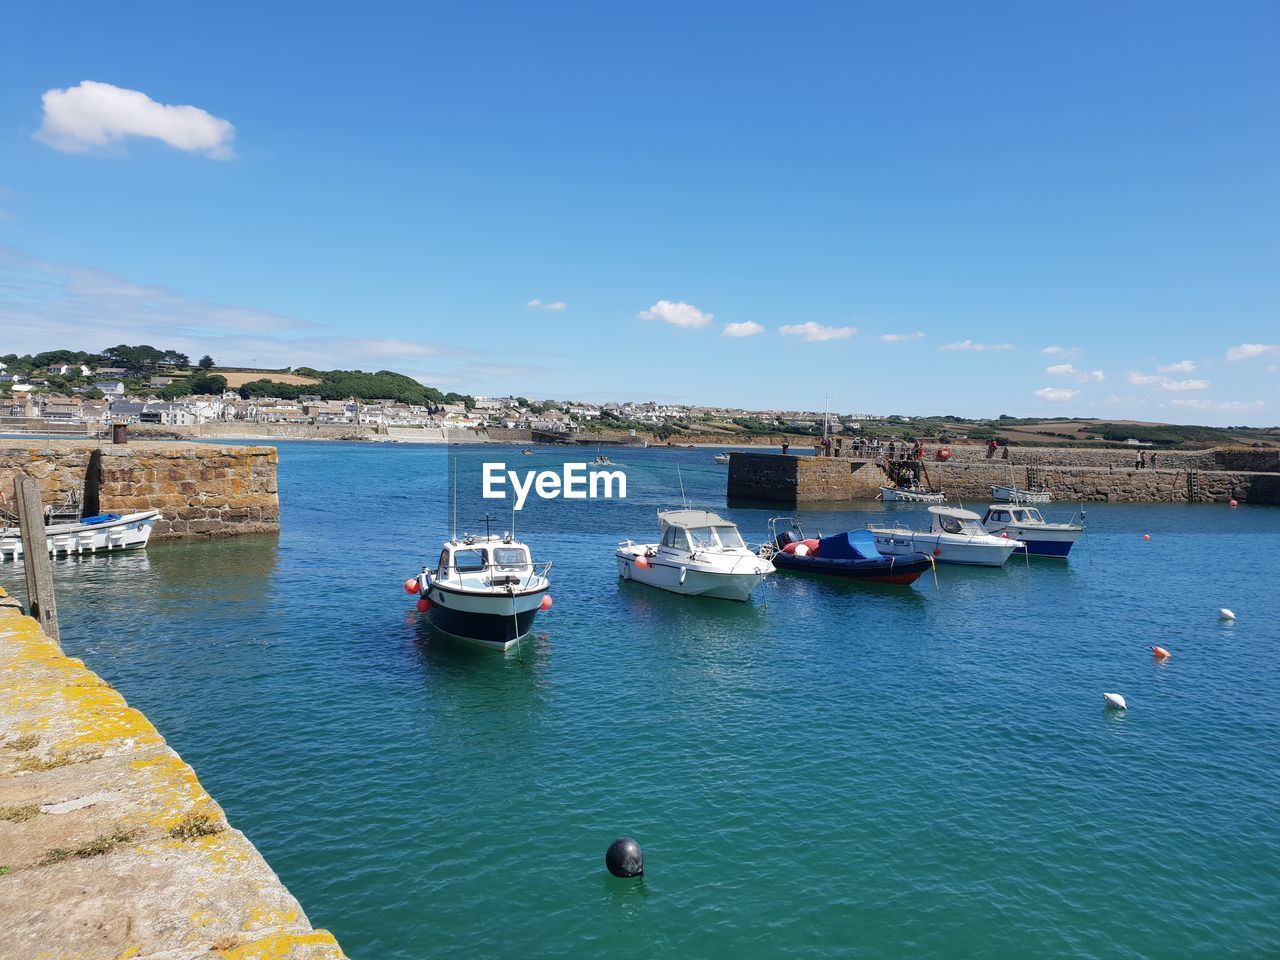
xmin=1 ymin=1 xmax=1276 ymax=425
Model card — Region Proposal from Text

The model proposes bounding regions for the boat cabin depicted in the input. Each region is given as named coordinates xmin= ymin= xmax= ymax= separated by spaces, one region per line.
xmin=928 ymin=505 xmax=989 ymax=536
xmin=436 ymin=536 xmax=534 ymax=585
xmin=982 ymin=505 xmax=1046 ymax=528
xmin=656 ymin=509 xmax=747 ymax=553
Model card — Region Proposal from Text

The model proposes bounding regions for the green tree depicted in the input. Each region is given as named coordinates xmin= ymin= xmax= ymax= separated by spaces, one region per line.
xmin=198 ymin=355 xmax=215 ymax=371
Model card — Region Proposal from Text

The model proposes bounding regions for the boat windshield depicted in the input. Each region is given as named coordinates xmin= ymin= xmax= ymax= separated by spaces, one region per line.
xmin=1023 ymin=509 xmax=1044 ymax=523
xmin=939 ymin=515 xmax=985 ymax=536
xmin=688 ymin=527 xmax=719 ymax=549
xmin=662 ymin=526 xmax=690 ymax=550
xmin=452 ymin=548 xmax=487 ymax=572
xmin=714 ymin=525 xmax=745 ymax=548
xmin=491 ymin=546 xmax=531 ymax=571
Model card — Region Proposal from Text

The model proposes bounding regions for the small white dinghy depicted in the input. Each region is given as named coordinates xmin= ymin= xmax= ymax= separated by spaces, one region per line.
xmin=868 ymin=506 xmax=1024 ymax=567
xmin=617 ymin=509 xmax=773 ymax=601
xmin=991 ymin=484 xmax=1053 ymax=504
xmin=879 ymin=485 xmax=946 ymax=503
xmin=0 ymin=511 xmax=161 ymax=561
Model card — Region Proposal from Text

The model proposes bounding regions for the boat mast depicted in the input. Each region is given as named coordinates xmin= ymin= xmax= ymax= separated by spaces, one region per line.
xmin=822 ymin=394 xmax=830 ymax=442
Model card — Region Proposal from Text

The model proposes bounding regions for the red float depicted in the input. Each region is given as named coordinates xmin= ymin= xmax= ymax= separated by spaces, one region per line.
xmin=415 ymin=598 xmax=430 ymax=613
xmin=1152 ymin=645 xmax=1171 ymax=660
xmin=937 ymin=446 xmax=952 ymax=461
xmin=540 ymin=595 xmax=553 ymax=611
xmin=636 ymin=555 xmax=650 ymax=569
xmin=404 ymin=578 xmax=420 ymax=595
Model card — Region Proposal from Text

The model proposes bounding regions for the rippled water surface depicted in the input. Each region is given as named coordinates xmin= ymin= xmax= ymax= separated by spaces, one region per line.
xmin=5 ymin=442 xmax=1278 ymax=958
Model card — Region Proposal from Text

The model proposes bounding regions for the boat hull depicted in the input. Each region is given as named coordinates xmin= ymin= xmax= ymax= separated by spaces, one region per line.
xmin=991 ymin=485 xmax=1052 ymax=504
xmin=1000 ymin=527 xmax=1080 ymax=557
xmin=0 ymin=511 xmax=161 ymax=561
xmin=868 ymin=530 xmax=1021 ymax=567
xmin=879 ymin=486 xmax=946 ymax=503
xmin=615 ymin=550 xmax=769 ymax=601
xmin=770 ymin=550 xmax=931 ymax=585
xmin=423 ymin=583 xmax=545 ymax=649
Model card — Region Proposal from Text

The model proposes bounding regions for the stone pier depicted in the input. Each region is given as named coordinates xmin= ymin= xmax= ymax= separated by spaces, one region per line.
xmin=727 ymin=446 xmax=1280 ymax=505
xmin=0 ymin=590 xmax=345 ymax=958
xmin=0 ymin=441 xmax=279 ymax=540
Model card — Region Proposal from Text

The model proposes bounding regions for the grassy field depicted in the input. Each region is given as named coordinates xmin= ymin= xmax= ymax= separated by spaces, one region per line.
xmin=216 ymin=371 xmax=322 ymax=389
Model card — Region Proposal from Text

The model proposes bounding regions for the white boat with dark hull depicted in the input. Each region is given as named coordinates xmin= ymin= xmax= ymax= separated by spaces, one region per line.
xmin=868 ymin=506 xmax=1024 ymax=567
xmin=878 ymin=485 xmax=946 ymax=503
xmin=411 ymin=531 xmax=551 ymax=650
xmin=991 ymin=484 xmax=1052 ymax=504
xmin=0 ymin=511 xmax=161 ymax=561
xmin=617 ymin=509 xmax=773 ymax=601
xmin=980 ymin=504 xmax=1084 ymax=558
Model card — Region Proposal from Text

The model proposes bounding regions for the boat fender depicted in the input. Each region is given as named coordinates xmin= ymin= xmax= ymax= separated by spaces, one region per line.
xmin=933 ymin=548 xmax=942 ymax=557
xmin=415 ymin=598 xmax=431 ymax=613
xmin=404 ymin=578 xmax=420 ymax=595
xmin=635 ymin=555 xmax=649 ymax=570
xmin=540 ymin=595 xmax=553 ymax=611
xmin=679 ymin=566 xmax=687 ymax=585
xmin=1219 ymin=608 xmax=1236 ymax=621
xmin=938 ymin=446 xmax=952 ymax=461
xmin=1152 ymin=646 xmax=1171 ymax=660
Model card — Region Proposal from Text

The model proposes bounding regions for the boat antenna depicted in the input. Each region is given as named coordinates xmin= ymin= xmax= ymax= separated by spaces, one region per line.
xmin=483 ymin=513 xmax=493 ymax=540
xmin=451 ymin=456 xmax=458 ymax=541
xmin=822 ymin=393 xmax=830 ymax=442
xmin=677 ymin=465 xmax=688 ymax=509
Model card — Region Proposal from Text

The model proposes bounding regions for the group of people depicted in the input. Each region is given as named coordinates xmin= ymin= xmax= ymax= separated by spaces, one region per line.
xmin=1134 ymin=449 xmax=1159 ymax=469
xmin=807 ymin=436 xmax=925 ymax=462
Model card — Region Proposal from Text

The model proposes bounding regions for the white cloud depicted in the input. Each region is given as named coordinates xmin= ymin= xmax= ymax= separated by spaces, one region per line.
xmin=1128 ymin=370 xmax=1209 ymax=391
xmin=722 ymin=321 xmax=764 ymax=338
xmin=1034 ymin=387 xmax=1079 ymax=403
xmin=941 ymin=340 xmax=1015 ymax=351
xmin=527 ymin=299 xmax=566 ymax=311
xmin=1160 ymin=378 xmax=1210 ymax=392
xmin=779 ymin=322 xmax=856 ymax=342
xmin=879 ymin=332 xmax=925 ymax=342
xmin=638 ymin=299 xmax=713 ymax=328
xmin=1171 ymin=398 xmax=1263 ymax=412
xmin=1128 ymin=371 xmax=1163 ymax=386
xmin=35 ymin=81 xmax=235 ymax=159
xmin=1158 ymin=359 xmax=1197 ymax=374
xmin=1041 ymin=345 xmax=1079 ymax=357
xmin=1047 ymin=363 xmax=1105 ymax=383
xmin=1227 ymin=343 xmax=1280 ymax=362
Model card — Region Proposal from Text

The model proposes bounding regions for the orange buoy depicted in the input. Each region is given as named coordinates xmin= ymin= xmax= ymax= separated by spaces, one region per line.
xmin=404 ymin=578 xmax=420 ymax=595
xmin=1142 ymin=534 xmax=1151 ymax=541
xmin=1229 ymin=499 xmax=1238 ymax=508
xmin=415 ymin=598 xmax=430 ymax=613
xmin=1152 ymin=646 xmax=1171 ymax=660
xmin=635 ymin=555 xmax=650 ymax=569
xmin=540 ymin=594 xmax=553 ymax=611
xmin=933 ymin=548 xmax=942 ymax=557
xmin=938 ymin=446 xmax=952 ymax=461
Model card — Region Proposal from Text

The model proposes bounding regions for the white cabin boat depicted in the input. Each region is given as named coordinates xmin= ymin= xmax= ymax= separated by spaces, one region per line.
xmin=0 ymin=511 xmax=161 ymax=561
xmin=868 ymin=506 xmax=1024 ymax=567
xmin=991 ymin=484 xmax=1052 ymax=504
xmin=714 ymin=453 xmax=731 ymax=464
xmin=616 ymin=509 xmax=773 ymax=601
xmin=879 ymin=485 xmax=946 ymax=503
xmin=980 ymin=504 xmax=1084 ymax=558
xmin=412 ymin=532 xmax=551 ymax=649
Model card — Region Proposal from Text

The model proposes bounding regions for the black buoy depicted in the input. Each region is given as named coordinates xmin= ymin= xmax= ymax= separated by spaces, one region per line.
xmin=605 ymin=836 xmax=644 ymax=878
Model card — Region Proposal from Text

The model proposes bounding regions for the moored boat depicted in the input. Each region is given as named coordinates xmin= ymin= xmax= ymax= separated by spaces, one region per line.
xmin=980 ymin=504 xmax=1084 ymax=557
xmin=760 ymin=519 xmax=933 ymax=585
xmin=409 ymin=527 xmax=552 ymax=649
xmin=0 ymin=510 xmax=161 ymax=561
xmin=868 ymin=506 xmax=1024 ymax=567
xmin=714 ymin=453 xmax=731 ymax=464
xmin=617 ymin=508 xmax=773 ymax=601
xmin=879 ymin=485 xmax=946 ymax=503
xmin=991 ymin=483 xmax=1052 ymax=504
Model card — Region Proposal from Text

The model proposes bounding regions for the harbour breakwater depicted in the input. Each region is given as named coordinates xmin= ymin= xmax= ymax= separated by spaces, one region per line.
xmin=0 ymin=589 xmax=346 ymax=959
xmin=727 ymin=446 xmax=1280 ymax=504
xmin=0 ymin=441 xmax=279 ymax=540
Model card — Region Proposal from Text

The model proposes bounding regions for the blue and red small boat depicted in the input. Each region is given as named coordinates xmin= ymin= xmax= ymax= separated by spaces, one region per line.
xmin=760 ymin=520 xmax=933 ymax=586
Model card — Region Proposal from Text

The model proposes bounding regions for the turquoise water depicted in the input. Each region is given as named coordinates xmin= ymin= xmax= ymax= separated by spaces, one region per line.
xmin=4 ymin=442 xmax=1278 ymax=958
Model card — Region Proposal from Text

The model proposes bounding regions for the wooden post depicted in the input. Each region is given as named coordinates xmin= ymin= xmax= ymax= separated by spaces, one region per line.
xmin=14 ymin=474 xmax=59 ymax=641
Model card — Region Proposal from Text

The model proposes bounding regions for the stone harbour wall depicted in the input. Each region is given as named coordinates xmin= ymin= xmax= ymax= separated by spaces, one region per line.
xmin=729 ymin=451 xmax=1280 ymax=505
xmin=0 ymin=441 xmax=280 ymax=540
xmin=0 ymin=590 xmax=346 ymax=959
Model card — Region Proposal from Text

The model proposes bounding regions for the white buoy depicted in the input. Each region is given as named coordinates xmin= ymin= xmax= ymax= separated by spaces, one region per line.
xmin=1219 ymin=608 xmax=1236 ymax=621
xmin=1103 ymin=692 xmax=1127 ymax=710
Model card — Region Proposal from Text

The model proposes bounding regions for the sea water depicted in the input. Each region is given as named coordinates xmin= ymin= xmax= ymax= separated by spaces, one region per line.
xmin=4 ymin=442 xmax=1277 ymax=958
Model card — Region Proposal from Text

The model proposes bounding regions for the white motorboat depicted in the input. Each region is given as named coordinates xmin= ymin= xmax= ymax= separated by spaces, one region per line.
xmin=980 ymin=504 xmax=1084 ymax=558
xmin=410 ymin=527 xmax=551 ymax=649
xmin=616 ymin=508 xmax=773 ymax=601
xmin=879 ymin=485 xmax=946 ymax=503
xmin=868 ymin=506 xmax=1024 ymax=567
xmin=714 ymin=453 xmax=731 ymax=464
xmin=0 ymin=511 xmax=161 ymax=561
xmin=991 ymin=484 xmax=1052 ymax=504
